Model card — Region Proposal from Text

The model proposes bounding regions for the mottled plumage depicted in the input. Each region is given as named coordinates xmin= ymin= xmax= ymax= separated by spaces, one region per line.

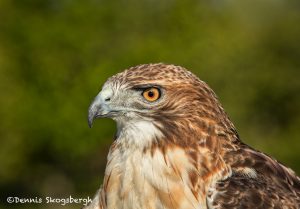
xmin=85 ymin=63 xmax=300 ymax=209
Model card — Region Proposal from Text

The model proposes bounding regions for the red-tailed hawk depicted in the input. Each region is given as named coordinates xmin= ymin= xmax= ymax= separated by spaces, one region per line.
xmin=85 ymin=63 xmax=300 ymax=209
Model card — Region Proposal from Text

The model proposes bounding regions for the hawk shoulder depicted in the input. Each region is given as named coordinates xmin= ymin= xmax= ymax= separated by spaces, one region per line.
xmin=207 ymin=146 xmax=300 ymax=209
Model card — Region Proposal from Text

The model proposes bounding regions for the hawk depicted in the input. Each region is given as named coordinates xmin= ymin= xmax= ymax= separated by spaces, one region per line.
xmin=85 ymin=63 xmax=300 ymax=209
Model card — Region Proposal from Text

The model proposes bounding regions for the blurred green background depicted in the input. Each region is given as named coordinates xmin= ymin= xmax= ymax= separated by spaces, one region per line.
xmin=0 ymin=0 xmax=299 ymax=208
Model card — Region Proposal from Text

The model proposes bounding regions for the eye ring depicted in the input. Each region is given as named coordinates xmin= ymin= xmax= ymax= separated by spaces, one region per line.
xmin=142 ymin=87 xmax=161 ymax=102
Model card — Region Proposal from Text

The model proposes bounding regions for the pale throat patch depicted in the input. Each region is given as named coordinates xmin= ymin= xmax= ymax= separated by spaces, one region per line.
xmin=115 ymin=118 xmax=163 ymax=148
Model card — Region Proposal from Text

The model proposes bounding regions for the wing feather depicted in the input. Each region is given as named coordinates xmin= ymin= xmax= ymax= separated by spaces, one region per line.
xmin=207 ymin=145 xmax=300 ymax=209
xmin=208 ymin=173 xmax=300 ymax=209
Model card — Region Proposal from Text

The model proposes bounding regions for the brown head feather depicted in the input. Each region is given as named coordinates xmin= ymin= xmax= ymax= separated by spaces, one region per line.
xmin=85 ymin=63 xmax=300 ymax=209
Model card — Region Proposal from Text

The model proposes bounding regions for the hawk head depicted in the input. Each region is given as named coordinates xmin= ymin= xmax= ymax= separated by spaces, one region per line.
xmin=88 ymin=63 xmax=237 ymax=148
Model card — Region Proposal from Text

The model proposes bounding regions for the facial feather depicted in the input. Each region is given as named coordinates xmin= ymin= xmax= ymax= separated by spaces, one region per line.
xmin=86 ymin=63 xmax=300 ymax=209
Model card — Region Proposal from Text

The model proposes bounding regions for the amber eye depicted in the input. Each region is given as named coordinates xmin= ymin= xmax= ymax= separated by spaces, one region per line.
xmin=142 ymin=88 xmax=161 ymax=102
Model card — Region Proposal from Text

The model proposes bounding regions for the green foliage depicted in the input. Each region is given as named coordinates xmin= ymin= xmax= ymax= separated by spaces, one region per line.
xmin=0 ymin=0 xmax=299 ymax=208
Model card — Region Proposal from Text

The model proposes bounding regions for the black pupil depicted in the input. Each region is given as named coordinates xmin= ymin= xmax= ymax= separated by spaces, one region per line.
xmin=148 ymin=91 xmax=154 ymax=98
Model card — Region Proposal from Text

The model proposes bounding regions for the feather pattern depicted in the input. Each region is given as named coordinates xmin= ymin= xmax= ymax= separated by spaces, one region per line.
xmin=84 ymin=63 xmax=300 ymax=209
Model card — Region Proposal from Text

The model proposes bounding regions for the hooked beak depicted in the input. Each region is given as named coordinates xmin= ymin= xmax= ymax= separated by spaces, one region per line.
xmin=88 ymin=99 xmax=104 ymax=128
xmin=88 ymin=89 xmax=114 ymax=128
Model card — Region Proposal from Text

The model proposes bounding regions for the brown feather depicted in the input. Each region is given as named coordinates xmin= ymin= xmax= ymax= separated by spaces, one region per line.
xmin=85 ymin=63 xmax=300 ymax=209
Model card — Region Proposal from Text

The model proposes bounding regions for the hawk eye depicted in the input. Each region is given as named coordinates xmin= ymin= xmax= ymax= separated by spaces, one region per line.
xmin=142 ymin=88 xmax=160 ymax=102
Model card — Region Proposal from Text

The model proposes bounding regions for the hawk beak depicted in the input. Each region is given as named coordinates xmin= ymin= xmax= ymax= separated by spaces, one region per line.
xmin=88 ymin=99 xmax=104 ymax=128
xmin=88 ymin=90 xmax=110 ymax=128
xmin=88 ymin=88 xmax=116 ymax=128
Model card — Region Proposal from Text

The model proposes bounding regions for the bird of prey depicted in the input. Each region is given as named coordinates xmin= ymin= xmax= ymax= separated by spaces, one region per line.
xmin=86 ymin=63 xmax=300 ymax=209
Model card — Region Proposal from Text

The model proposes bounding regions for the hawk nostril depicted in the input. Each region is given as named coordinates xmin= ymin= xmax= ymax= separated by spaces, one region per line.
xmin=105 ymin=97 xmax=111 ymax=102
